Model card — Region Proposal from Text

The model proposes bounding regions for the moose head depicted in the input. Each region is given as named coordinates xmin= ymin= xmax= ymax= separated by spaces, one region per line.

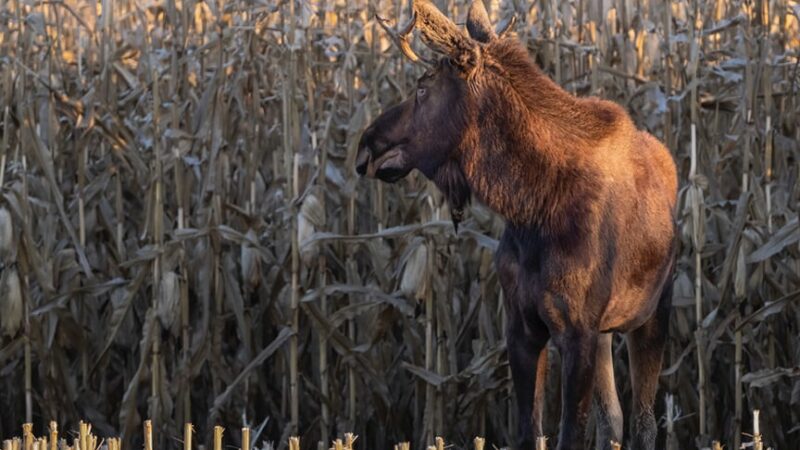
xmin=355 ymin=0 xmax=516 ymax=226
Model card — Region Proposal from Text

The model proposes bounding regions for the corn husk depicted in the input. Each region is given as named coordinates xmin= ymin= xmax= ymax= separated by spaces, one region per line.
xmin=0 ymin=207 xmax=13 ymax=262
xmin=1 ymin=267 xmax=22 ymax=337
xmin=299 ymin=191 xmax=324 ymax=266
xmin=241 ymin=229 xmax=261 ymax=289
xmin=400 ymin=242 xmax=428 ymax=299
xmin=157 ymin=271 xmax=180 ymax=335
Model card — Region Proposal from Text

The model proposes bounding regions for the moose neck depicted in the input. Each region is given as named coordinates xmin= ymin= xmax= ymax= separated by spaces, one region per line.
xmin=459 ymin=46 xmax=617 ymax=235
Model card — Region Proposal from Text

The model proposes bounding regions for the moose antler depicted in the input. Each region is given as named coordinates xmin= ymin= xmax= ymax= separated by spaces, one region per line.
xmin=413 ymin=0 xmax=479 ymax=70
xmin=376 ymin=12 xmax=433 ymax=66
xmin=379 ymin=0 xmax=480 ymax=71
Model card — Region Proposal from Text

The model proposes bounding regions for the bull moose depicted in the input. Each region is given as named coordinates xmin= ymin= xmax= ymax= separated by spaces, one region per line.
xmin=355 ymin=1 xmax=678 ymax=449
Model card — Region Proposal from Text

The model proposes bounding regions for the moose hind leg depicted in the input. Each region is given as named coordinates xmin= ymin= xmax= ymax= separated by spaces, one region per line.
xmin=593 ymin=333 xmax=622 ymax=450
xmin=555 ymin=331 xmax=599 ymax=450
xmin=507 ymin=324 xmax=549 ymax=450
xmin=626 ymin=283 xmax=671 ymax=450
xmin=533 ymin=346 xmax=549 ymax=439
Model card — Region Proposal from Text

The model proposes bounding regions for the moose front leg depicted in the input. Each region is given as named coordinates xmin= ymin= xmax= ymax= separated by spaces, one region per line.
xmin=555 ymin=331 xmax=599 ymax=450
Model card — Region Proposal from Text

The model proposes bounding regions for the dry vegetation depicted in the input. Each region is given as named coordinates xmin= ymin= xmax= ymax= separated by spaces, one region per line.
xmin=0 ymin=0 xmax=799 ymax=449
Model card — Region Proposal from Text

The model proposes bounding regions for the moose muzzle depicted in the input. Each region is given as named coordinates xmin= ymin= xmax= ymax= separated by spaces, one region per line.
xmin=355 ymin=135 xmax=410 ymax=183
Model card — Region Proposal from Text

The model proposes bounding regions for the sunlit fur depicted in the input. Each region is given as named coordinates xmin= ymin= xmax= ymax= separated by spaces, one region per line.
xmin=457 ymin=38 xmax=676 ymax=238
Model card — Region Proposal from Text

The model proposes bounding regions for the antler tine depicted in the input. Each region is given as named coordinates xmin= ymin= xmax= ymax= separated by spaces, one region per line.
xmin=496 ymin=14 xmax=516 ymax=37
xmin=376 ymin=12 xmax=433 ymax=66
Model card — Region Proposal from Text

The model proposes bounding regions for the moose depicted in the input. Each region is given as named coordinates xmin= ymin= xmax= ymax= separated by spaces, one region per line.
xmin=356 ymin=1 xmax=678 ymax=449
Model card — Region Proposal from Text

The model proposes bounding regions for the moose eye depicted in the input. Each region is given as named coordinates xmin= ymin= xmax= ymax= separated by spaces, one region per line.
xmin=417 ymin=88 xmax=427 ymax=98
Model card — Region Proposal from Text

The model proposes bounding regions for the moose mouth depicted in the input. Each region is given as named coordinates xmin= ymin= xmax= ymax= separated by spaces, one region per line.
xmin=361 ymin=146 xmax=411 ymax=183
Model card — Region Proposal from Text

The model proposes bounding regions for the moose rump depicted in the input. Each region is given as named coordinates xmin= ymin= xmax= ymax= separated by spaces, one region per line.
xmin=356 ymin=1 xmax=678 ymax=450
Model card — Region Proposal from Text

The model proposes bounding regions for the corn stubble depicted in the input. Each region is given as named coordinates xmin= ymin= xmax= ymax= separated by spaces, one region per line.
xmin=0 ymin=419 xmax=774 ymax=450
xmin=0 ymin=0 xmax=799 ymax=449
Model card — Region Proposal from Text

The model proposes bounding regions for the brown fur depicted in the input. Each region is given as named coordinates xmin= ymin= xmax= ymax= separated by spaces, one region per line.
xmin=356 ymin=3 xmax=678 ymax=449
xmin=461 ymin=39 xmax=675 ymax=238
xmin=456 ymin=37 xmax=677 ymax=331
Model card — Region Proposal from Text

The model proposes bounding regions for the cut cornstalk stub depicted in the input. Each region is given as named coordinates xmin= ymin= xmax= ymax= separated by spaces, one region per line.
xmin=753 ymin=409 xmax=763 ymax=450
xmin=49 ymin=422 xmax=57 ymax=450
xmin=184 ymin=424 xmax=193 ymax=450
xmin=21 ymin=424 xmax=33 ymax=450
xmin=143 ymin=421 xmax=153 ymax=450
xmin=213 ymin=426 xmax=224 ymax=450
xmin=241 ymin=428 xmax=250 ymax=450
xmin=343 ymin=434 xmax=356 ymax=450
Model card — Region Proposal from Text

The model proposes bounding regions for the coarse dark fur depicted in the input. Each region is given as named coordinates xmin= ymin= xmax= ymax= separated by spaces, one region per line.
xmin=356 ymin=2 xmax=678 ymax=449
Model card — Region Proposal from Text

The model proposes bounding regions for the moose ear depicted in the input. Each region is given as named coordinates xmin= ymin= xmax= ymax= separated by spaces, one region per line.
xmin=466 ymin=0 xmax=496 ymax=43
xmin=413 ymin=0 xmax=479 ymax=71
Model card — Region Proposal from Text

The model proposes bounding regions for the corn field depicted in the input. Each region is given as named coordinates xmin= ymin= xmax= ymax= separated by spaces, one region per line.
xmin=0 ymin=0 xmax=798 ymax=448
